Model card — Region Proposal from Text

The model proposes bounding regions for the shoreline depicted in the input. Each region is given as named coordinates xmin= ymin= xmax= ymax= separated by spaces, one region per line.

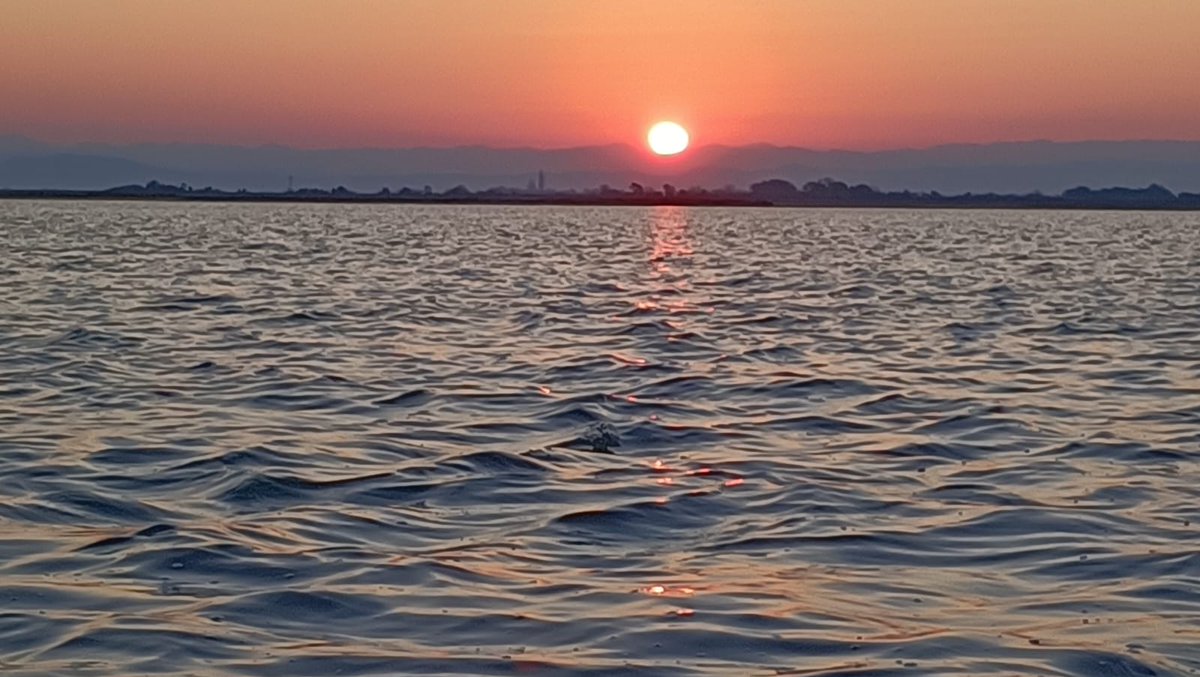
xmin=3 ymin=191 xmax=1200 ymax=211
xmin=0 ymin=191 xmax=766 ymax=208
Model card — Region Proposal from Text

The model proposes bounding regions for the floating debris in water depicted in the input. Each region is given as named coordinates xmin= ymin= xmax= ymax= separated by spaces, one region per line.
xmin=579 ymin=422 xmax=620 ymax=453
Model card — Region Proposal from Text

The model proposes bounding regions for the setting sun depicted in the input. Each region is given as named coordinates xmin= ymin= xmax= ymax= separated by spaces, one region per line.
xmin=648 ymin=121 xmax=689 ymax=156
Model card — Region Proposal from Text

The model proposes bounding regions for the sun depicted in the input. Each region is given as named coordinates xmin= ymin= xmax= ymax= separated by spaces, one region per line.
xmin=647 ymin=121 xmax=689 ymax=156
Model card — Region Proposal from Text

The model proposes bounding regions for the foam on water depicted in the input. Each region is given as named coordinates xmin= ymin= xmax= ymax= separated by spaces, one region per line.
xmin=1 ymin=201 xmax=1198 ymax=675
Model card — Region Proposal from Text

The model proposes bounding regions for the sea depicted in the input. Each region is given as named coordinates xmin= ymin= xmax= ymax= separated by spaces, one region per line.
xmin=1 ymin=200 xmax=1197 ymax=676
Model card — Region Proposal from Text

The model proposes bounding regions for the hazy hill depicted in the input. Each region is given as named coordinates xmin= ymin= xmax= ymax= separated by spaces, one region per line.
xmin=1 ymin=135 xmax=1199 ymax=194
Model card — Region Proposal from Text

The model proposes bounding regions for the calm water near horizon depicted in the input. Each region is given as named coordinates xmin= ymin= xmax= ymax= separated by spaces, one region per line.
xmin=1 ymin=201 xmax=1198 ymax=676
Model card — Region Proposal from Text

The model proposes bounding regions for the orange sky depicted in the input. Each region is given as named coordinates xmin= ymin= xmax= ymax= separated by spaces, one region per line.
xmin=3 ymin=0 xmax=1199 ymax=149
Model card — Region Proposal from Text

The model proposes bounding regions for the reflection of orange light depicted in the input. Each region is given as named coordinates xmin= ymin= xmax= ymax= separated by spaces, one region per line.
xmin=626 ymin=395 xmax=638 ymax=403
xmin=642 ymin=584 xmax=696 ymax=597
xmin=652 ymin=459 xmax=667 ymax=471
xmin=537 ymin=385 xmax=551 ymax=396
xmin=724 ymin=478 xmax=744 ymax=487
xmin=674 ymin=608 xmax=695 ymax=617
xmin=649 ymin=207 xmax=694 ymax=263
xmin=655 ymin=496 xmax=668 ymax=504
xmin=611 ymin=353 xmax=648 ymax=366
xmin=693 ymin=467 xmax=711 ymax=475
xmin=656 ymin=477 xmax=674 ymax=486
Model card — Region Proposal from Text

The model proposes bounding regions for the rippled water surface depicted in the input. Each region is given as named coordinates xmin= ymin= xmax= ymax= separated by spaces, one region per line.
xmin=1 ymin=201 xmax=1199 ymax=676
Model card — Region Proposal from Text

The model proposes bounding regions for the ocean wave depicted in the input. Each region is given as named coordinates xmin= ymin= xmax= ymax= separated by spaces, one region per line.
xmin=1 ymin=202 xmax=1198 ymax=676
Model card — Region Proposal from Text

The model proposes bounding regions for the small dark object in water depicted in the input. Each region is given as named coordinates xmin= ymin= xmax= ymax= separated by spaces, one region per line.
xmin=579 ymin=422 xmax=620 ymax=453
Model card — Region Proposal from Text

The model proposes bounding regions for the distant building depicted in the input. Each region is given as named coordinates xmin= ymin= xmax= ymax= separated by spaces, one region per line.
xmin=537 ymin=170 xmax=546 ymax=192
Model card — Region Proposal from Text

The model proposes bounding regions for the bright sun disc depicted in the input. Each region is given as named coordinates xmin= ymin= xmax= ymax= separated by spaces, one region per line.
xmin=648 ymin=121 xmax=689 ymax=156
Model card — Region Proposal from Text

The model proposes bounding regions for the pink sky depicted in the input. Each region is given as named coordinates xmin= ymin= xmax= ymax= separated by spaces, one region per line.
xmin=3 ymin=0 xmax=1199 ymax=149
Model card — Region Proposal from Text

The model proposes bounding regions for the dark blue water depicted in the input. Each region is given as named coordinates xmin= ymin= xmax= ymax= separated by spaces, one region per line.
xmin=1 ymin=201 xmax=1198 ymax=676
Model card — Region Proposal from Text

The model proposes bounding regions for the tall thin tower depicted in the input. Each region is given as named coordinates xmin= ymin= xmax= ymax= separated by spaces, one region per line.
xmin=537 ymin=170 xmax=545 ymax=192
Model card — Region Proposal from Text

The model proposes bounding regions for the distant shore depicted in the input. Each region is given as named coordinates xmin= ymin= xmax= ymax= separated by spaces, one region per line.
xmin=4 ymin=180 xmax=1200 ymax=210
xmin=0 ymin=189 xmax=769 ymax=208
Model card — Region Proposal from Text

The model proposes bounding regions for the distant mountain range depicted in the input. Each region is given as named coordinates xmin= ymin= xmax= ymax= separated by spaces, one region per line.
xmin=3 ymin=135 xmax=1200 ymax=194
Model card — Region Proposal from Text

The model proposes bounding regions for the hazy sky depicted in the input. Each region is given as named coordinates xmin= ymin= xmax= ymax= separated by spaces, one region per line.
xmin=4 ymin=0 xmax=1199 ymax=149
